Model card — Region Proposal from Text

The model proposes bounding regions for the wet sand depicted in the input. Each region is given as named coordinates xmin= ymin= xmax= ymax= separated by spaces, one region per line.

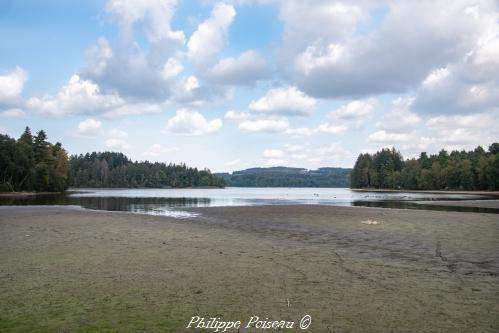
xmin=0 ymin=205 xmax=498 ymax=332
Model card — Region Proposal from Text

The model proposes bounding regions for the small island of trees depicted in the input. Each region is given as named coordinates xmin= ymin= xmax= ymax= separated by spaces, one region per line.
xmin=351 ymin=144 xmax=499 ymax=191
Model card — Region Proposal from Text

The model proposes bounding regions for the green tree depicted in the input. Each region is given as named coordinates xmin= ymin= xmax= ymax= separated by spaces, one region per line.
xmin=351 ymin=154 xmax=372 ymax=188
xmin=489 ymin=143 xmax=499 ymax=154
xmin=351 ymin=144 xmax=498 ymax=191
xmin=0 ymin=128 xmax=70 ymax=192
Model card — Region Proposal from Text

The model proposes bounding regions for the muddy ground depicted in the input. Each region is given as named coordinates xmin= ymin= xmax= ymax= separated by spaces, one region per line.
xmin=0 ymin=205 xmax=498 ymax=332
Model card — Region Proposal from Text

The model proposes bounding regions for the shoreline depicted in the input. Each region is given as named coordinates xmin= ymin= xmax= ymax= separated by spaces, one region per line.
xmin=414 ymin=199 xmax=499 ymax=209
xmin=351 ymin=188 xmax=499 ymax=197
xmin=0 ymin=191 xmax=63 ymax=197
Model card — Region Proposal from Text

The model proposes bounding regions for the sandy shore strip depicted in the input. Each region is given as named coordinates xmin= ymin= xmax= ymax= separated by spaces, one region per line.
xmin=1 ymin=205 xmax=498 ymax=332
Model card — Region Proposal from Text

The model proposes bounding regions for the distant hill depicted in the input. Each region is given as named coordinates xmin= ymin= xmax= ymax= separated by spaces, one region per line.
xmin=216 ymin=167 xmax=351 ymax=187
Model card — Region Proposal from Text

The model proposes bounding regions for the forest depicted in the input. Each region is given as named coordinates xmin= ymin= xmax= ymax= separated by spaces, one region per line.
xmin=350 ymin=144 xmax=499 ymax=190
xmin=3 ymin=127 xmax=498 ymax=192
xmin=0 ymin=127 xmax=70 ymax=192
xmin=217 ymin=167 xmax=351 ymax=187
xmin=70 ymin=152 xmax=225 ymax=188
xmin=0 ymin=127 xmax=224 ymax=192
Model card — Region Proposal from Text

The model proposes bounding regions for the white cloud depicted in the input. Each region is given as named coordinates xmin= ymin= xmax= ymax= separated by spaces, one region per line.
xmin=368 ymin=130 xmax=410 ymax=143
xmin=27 ymin=75 xmax=123 ymax=116
xmin=104 ymin=103 xmax=162 ymax=118
xmin=208 ymin=50 xmax=269 ymax=85
xmin=422 ymin=67 xmax=450 ymax=88
xmin=82 ymin=2 xmax=236 ymax=105
xmin=294 ymin=43 xmax=345 ymax=76
xmin=105 ymin=138 xmax=131 ymax=150
xmin=249 ymin=86 xmax=316 ymax=116
xmin=107 ymin=128 xmax=128 ymax=139
xmin=82 ymin=38 xmax=178 ymax=101
xmin=413 ymin=10 xmax=499 ymax=115
xmin=280 ymin=1 xmax=365 ymax=56
xmin=316 ymin=123 xmax=348 ymax=134
xmin=172 ymin=75 xmax=201 ymax=103
xmin=77 ymin=118 xmax=102 ymax=136
xmin=330 ymin=99 xmax=375 ymax=120
xmin=27 ymin=74 xmax=166 ymax=118
xmin=282 ymin=1 xmax=499 ymax=99
xmin=161 ymin=57 xmax=183 ymax=80
xmin=84 ymin=38 xmax=113 ymax=77
xmin=366 ymin=107 xmax=499 ymax=158
xmin=316 ymin=99 xmax=375 ymax=134
xmin=427 ymin=114 xmax=486 ymax=128
xmin=0 ymin=109 xmax=25 ymax=118
xmin=225 ymin=110 xmax=293 ymax=133
xmin=104 ymin=128 xmax=130 ymax=150
xmin=239 ymin=117 xmax=289 ymax=132
xmin=225 ymin=110 xmax=320 ymax=135
xmin=171 ymin=74 xmax=232 ymax=106
xmin=224 ymin=110 xmax=250 ymax=121
xmin=263 ymin=149 xmax=284 ymax=158
xmin=187 ymin=3 xmax=236 ymax=67
xmin=283 ymin=144 xmax=303 ymax=153
xmin=284 ymin=127 xmax=317 ymax=137
xmin=425 ymin=112 xmax=499 ymax=147
xmin=105 ymin=0 xmax=185 ymax=42
xmin=291 ymin=153 xmax=307 ymax=160
xmin=0 ymin=67 xmax=28 ymax=108
xmin=376 ymin=97 xmax=420 ymax=132
xmin=81 ymin=1 xmax=191 ymax=102
xmin=165 ymin=109 xmax=222 ymax=135
xmin=144 ymin=143 xmax=179 ymax=157
xmin=309 ymin=142 xmax=351 ymax=165
xmin=378 ymin=109 xmax=420 ymax=132
xmin=265 ymin=158 xmax=288 ymax=167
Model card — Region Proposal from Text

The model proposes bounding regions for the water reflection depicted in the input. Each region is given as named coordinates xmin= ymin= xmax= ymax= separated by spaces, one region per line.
xmin=78 ymin=196 xmax=211 ymax=211
xmin=0 ymin=188 xmax=497 ymax=215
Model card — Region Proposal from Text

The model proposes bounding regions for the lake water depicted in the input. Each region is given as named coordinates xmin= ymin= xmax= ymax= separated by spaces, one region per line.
xmin=1 ymin=187 xmax=498 ymax=216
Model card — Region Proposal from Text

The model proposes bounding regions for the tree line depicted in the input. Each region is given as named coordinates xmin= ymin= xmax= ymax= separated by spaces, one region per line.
xmin=351 ymin=144 xmax=499 ymax=190
xmin=70 ymin=152 xmax=225 ymax=188
xmin=0 ymin=127 xmax=70 ymax=192
xmin=0 ymin=127 xmax=224 ymax=192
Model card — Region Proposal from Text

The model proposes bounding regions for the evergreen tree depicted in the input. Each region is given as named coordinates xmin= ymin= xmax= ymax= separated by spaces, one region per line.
xmin=68 ymin=152 xmax=225 ymax=188
xmin=0 ymin=127 xmax=70 ymax=192
xmin=350 ymin=143 xmax=499 ymax=190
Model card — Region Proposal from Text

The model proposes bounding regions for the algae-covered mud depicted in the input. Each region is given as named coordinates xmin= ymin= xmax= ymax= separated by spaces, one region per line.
xmin=0 ymin=205 xmax=498 ymax=332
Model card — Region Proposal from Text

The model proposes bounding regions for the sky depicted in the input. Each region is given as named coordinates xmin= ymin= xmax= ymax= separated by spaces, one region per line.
xmin=1 ymin=0 xmax=498 ymax=172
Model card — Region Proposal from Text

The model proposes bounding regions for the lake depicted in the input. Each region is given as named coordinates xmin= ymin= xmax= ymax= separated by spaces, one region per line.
xmin=1 ymin=187 xmax=498 ymax=216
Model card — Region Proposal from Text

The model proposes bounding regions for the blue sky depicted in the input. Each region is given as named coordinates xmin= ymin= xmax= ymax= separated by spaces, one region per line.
xmin=1 ymin=0 xmax=498 ymax=172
